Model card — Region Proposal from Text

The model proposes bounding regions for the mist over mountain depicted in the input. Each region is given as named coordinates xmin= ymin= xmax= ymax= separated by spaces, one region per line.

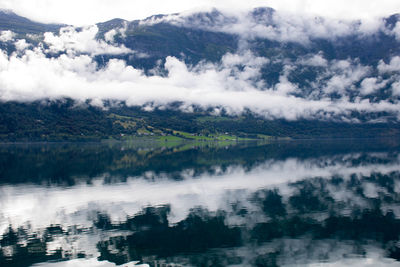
xmin=1 ymin=7 xmax=400 ymax=140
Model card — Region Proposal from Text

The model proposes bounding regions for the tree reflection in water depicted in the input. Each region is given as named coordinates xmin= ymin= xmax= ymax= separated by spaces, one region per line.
xmin=1 ymin=139 xmax=400 ymax=266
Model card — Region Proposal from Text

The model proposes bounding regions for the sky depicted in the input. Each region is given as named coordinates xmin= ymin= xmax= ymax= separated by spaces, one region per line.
xmin=0 ymin=0 xmax=400 ymax=25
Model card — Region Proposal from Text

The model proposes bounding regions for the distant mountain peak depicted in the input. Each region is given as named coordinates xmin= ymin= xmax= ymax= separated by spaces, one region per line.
xmin=0 ymin=8 xmax=15 ymax=15
xmin=250 ymin=7 xmax=275 ymax=17
xmin=385 ymin=13 xmax=400 ymax=29
xmin=0 ymin=9 xmax=64 ymax=34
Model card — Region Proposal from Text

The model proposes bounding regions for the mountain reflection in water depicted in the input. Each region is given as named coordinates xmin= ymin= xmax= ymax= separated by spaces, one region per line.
xmin=1 ymin=139 xmax=400 ymax=267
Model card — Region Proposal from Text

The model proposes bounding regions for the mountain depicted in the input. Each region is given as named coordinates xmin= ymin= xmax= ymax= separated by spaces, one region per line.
xmin=94 ymin=11 xmax=239 ymax=70
xmin=94 ymin=8 xmax=400 ymax=66
xmin=0 ymin=9 xmax=63 ymax=34
xmin=0 ymin=8 xmax=400 ymax=141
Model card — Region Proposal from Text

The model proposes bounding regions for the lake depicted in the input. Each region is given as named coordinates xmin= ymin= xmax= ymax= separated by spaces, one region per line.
xmin=1 ymin=139 xmax=400 ymax=266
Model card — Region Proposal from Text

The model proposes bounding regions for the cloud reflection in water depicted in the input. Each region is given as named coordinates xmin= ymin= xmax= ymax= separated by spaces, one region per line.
xmin=0 ymin=140 xmax=400 ymax=266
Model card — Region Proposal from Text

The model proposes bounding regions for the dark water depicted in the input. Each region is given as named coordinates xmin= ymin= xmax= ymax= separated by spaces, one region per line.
xmin=1 ymin=139 xmax=400 ymax=266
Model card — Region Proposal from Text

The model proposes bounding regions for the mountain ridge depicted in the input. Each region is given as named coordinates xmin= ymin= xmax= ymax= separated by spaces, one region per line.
xmin=0 ymin=8 xmax=400 ymax=140
xmin=0 ymin=9 xmax=64 ymax=34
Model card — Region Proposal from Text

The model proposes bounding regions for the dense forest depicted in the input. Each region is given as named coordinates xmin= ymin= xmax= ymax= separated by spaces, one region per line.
xmin=0 ymin=100 xmax=399 ymax=141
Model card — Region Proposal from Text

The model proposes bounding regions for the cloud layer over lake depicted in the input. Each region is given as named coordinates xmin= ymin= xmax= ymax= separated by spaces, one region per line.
xmin=0 ymin=8 xmax=400 ymax=122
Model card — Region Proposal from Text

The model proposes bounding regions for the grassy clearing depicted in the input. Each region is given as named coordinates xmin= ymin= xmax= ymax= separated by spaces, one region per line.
xmin=257 ymin=134 xmax=273 ymax=140
xmin=196 ymin=116 xmax=236 ymax=123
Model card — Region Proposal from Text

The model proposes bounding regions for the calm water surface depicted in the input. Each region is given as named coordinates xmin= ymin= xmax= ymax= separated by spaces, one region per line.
xmin=1 ymin=139 xmax=400 ymax=266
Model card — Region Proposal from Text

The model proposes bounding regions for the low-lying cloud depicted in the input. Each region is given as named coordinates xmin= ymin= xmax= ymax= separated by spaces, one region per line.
xmin=0 ymin=30 xmax=15 ymax=42
xmin=147 ymin=8 xmax=387 ymax=45
xmin=0 ymin=13 xmax=400 ymax=122
xmin=44 ymin=25 xmax=133 ymax=56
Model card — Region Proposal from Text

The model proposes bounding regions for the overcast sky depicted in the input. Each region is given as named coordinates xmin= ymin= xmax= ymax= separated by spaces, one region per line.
xmin=0 ymin=0 xmax=400 ymax=25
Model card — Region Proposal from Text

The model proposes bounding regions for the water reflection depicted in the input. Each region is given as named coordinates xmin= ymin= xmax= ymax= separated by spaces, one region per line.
xmin=1 ymin=139 xmax=400 ymax=266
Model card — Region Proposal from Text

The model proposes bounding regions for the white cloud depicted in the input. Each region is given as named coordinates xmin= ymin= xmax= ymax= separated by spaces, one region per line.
xmin=261 ymin=0 xmax=400 ymax=22
xmin=298 ymin=53 xmax=328 ymax=67
xmin=104 ymin=21 xmax=128 ymax=43
xmin=360 ymin=77 xmax=387 ymax=95
xmin=104 ymin=29 xmax=117 ymax=43
xmin=43 ymin=26 xmax=133 ymax=56
xmin=392 ymin=21 xmax=400 ymax=40
xmin=391 ymin=81 xmax=400 ymax=96
xmin=0 ymin=45 xmax=399 ymax=121
xmin=0 ymin=30 xmax=15 ymax=42
xmin=274 ymin=65 xmax=298 ymax=95
xmin=378 ymin=56 xmax=400 ymax=73
xmin=14 ymin=39 xmax=30 ymax=51
xmin=0 ymin=14 xmax=398 ymax=122
xmin=321 ymin=60 xmax=371 ymax=95
xmin=153 ymin=9 xmax=384 ymax=45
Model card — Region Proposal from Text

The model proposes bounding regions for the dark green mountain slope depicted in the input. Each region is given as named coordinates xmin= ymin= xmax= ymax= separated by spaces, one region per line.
xmin=0 ymin=100 xmax=398 ymax=141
